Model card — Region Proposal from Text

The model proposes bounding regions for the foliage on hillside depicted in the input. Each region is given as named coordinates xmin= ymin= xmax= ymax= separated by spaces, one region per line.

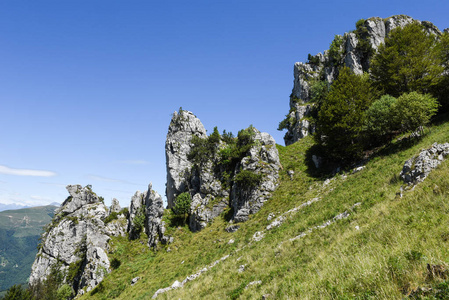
xmin=55 ymin=115 xmax=449 ymax=300
xmin=0 ymin=206 xmax=56 ymax=295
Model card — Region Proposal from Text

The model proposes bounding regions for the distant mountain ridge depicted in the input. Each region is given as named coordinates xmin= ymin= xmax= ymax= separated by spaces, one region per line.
xmin=0 ymin=205 xmax=57 ymax=294
xmin=0 ymin=203 xmax=30 ymax=212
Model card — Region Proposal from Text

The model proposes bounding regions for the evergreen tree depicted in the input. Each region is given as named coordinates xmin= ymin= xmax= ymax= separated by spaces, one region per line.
xmin=370 ymin=22 xmax=443 ymax=97
xmin=316 ymin=67 xmax=376 ymax=161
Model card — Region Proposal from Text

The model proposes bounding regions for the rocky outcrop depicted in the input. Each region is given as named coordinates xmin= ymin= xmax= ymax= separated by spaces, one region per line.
xmin=283 ymin=15 xmax=442 ymax=146
xmin=128 ymin=184 xmax=171 ymax=248
xmin=188 ymin=157 xmax=230 ymax=232
xmin=29 ymin=185 xmax=127 ymax=295
xmin=165 ymin=110 xmax=207 ymax=208
xmin=400 ymin=143 xmax=449 ymax=185
xmin=109 ymin=198 xmax=121 ymax=214
xmin=231 ymin=130 xmax=281 ymax=222
xmin=165 ymin=109 xmax=281 ymax=230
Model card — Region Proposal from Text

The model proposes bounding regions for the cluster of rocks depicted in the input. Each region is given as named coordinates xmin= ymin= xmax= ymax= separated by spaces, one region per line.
xmin=30 ymin=109 xmax=281 ymax=295
xmin=283 ymin=15 xmax=443 ymax=146
xmin=400 ymin=142 xmax=449 ymax=185
xmin=165 ymin=109 xmax=281 ymax=230
xmin=29 ymin=185 xmax=127 ymax=295
xmin=29 ymin=183 xmax=173 ymax=296
xmin=128 ymin=183 xmax=172 ymax=248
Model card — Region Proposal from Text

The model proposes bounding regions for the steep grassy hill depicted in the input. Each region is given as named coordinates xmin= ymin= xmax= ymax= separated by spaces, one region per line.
xmin=0 ymin=205 xmax=57 ymax=295
xmin=81 ymin=118 xmax=449 ymax=299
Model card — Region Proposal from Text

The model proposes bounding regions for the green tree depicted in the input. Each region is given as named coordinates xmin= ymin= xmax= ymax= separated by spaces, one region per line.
xmin=434 ymin=32 xmax=449 ymax=110
xmin=370 ymin=22 xmax=443 ymax=97
xmin=56 ymin=284 xmax=73 ymax=300
xmin=173 ymin=192 xmax=191 ymax=224
xmin=316 ymin=67 xmax=376 ymax=161
xmin=2 ymin=285 xmax=34 ymax=300
xmin=364 ymin=95 xmax=398 ymax=144
xmin=391 ymin=92 xmax=439 ymax=133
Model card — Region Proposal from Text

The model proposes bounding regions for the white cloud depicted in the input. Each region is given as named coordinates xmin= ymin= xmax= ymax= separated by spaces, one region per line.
xmin=0 ymin=165 xmax=56 ymax=177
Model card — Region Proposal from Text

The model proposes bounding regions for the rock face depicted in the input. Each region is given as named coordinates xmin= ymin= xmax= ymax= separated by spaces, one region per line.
xmin=165 ymin=109 xmax=281 ymax=231
xmin=283 ymin=15 xmax=442 ymax=146
xmin=165 ymin=110 xmax=207 ymax=208
xmin=400 ymin=143 xmax=449 ymax=185
xmin=128 ymin=184 xmax=171 ymax=248
xmin=29 ymin=185 xmax=127 ymax=295
xmin=231 ymin=130 xmax=281 ymax=222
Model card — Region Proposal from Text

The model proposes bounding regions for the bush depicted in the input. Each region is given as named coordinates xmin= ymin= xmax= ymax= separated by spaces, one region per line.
xmin=188 ymin=127 xmax=221 ymax=166
xmin=104 ymin=211 xmax=118 ymax=224
xmin=364 ymin=95 xmax=398 ymax=143
xmin=131 ymin=208 xmax=145 ymax=238
xmin=327 ymin=35 xmax=344 ymax=67
xmin=110 ymin=258 xmax=121 ymax=270
xmin=234 ymin=170 xmax=263 ymax=189
xmin=173 ymin=192 xmax=191 ymax=224
xmin=354 ymin=18 xmax=374 ymax=70
xmin=392 ymin=92 xmax=439 ymax=133
xmin=56 ymin=284 xmax=73 ymax=300
xmin=2 ymin=285 xmax=33 ymax=300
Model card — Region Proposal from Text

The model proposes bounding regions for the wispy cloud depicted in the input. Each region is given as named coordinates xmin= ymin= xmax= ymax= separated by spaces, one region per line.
xmin=0 ymin=165 xmax=56 ymax=177
xmin=119 ymin=160 xmax=150 ymax=165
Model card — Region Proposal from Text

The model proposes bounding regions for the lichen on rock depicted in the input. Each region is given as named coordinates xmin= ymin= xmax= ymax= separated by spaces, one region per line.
xmin=29 ymin=185 xmax=127 ymax=295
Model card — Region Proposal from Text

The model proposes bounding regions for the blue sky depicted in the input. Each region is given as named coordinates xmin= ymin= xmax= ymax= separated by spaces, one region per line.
xmin=0 ymin=1 xmax=447 ymax=208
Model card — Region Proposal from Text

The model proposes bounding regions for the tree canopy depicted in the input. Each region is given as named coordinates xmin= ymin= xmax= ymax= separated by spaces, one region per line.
xmin=370 ymin=22 xmax=443 ymax=97
xmin=316 ymin=67 xmax=376 ymax=161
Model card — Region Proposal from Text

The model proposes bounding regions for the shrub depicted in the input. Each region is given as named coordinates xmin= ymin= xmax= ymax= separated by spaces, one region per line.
xmin=173 ymin=192 xmax=191 ymax=224
xmin=188 ymin=127 xmax=221 ymax=166
xmin=2 ymin=285 xmax=34 ymax=300
xmin=56 ymin=284 xmax=73 ymax=300
xmin=234 ymin=170 xmax=263 ymax=189
xmin=392 ymin=92 xmax=439 ymax=133
xmin=327 ymin=35 xmax=344 ymax=67
xmin=104 ymin=212 xmax=118 ymax=224
xmin=364 ymin=95 xmax=398 ymax=143
xmin=131 ymin=208 xmax=145 ymax=238
xmin=354 ymin=18 xmax=374 ymax=70
xmin=110 ymin=258 xmax=121 ymax=270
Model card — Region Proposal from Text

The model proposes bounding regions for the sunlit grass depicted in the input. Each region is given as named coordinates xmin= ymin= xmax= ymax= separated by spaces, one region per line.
xmin=83 ymin=119 xmax=449 ymax=299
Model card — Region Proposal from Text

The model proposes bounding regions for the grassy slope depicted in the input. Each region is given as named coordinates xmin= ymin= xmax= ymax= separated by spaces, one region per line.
xmin=85 ymin=119 xmax=449 ymax=300
xmin=0 ymin=205 xmax=56 ymax=293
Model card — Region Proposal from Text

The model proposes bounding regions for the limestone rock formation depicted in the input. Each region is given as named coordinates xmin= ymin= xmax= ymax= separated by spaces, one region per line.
xmin=283 ymin=15 xmax=442 ymax=146
xmin=231 ymin=129 xmax=281 ymax=222
xmin=29 ymin=185 xmax=127 ymax=295
xmin=109 ymin=198 xmax=121 ymax=214
xmin=128 ymin=184 xmax=171 ymax=248
xmin=400 ymin=142 xmax=449 ymax=185
xmin=188 ymin=155 xmax=229 ymax=232
xmin=165 ymin=110 xmax=207 ymax=208
xmin=165 ymin=109 xmax=281 ymax=230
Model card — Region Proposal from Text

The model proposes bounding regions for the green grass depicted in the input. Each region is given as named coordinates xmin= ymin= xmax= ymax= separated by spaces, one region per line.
xmin=83 ymin=119 xmax=449 ymax=299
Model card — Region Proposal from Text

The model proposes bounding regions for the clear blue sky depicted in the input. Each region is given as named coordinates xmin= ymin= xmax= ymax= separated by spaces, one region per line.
xmin=0 ymin=0 xmax=447 ymax=208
